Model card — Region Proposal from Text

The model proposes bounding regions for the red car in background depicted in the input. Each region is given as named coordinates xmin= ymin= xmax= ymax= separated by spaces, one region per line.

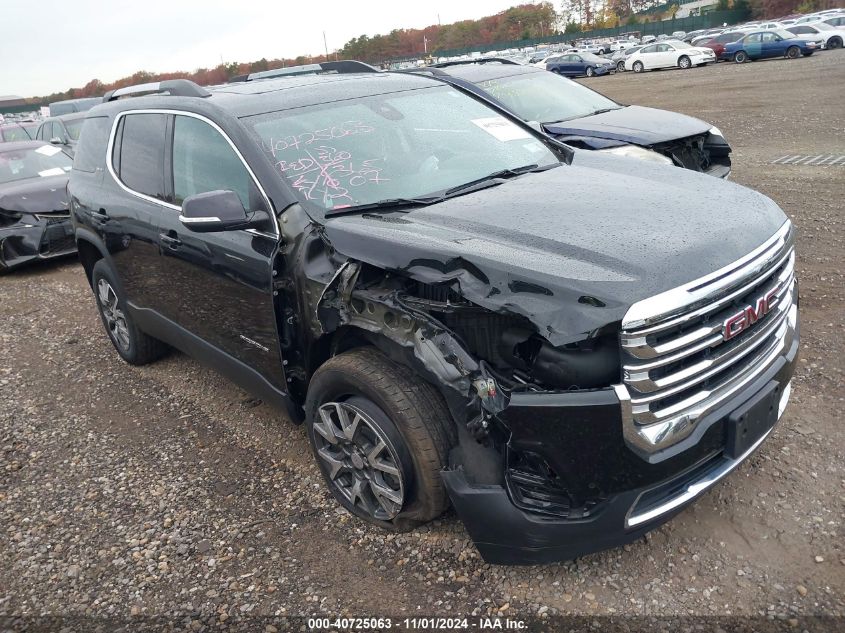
xmin=703 ymin=31 xmax=745 ymax=59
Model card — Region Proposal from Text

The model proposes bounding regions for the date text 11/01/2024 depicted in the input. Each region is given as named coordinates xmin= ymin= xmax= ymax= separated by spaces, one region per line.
xmin=307 ymin=617 xmax=527 ymax=630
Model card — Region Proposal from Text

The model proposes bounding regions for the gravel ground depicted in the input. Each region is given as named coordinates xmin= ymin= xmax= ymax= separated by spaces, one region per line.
xmin=1 ymin=51 xmax=843 ymax=628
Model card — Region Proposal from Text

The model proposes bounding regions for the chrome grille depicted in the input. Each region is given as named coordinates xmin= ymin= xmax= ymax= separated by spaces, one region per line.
xmin=615 ymin=221 xmax=798 ymax=458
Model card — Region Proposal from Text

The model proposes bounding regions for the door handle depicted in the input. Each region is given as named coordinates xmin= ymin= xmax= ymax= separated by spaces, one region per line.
xmin=159 ymin=233 xmax=182 ymax=250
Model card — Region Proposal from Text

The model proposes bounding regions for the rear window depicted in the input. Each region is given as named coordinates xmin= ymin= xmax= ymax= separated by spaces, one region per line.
xmin=0 ymin=125 xmax=35 ymax=142
xmin=113 ymin=113 xmax=167 ymax=200
xmin=73 ymin=116 xmax=110 ymax=173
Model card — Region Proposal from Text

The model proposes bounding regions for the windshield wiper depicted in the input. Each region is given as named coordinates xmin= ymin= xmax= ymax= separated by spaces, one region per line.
xmin=543 ymin=107 xmax=622 ymax=125
xmin=441 ymin=163 xmax=551 ymax=198
xmin=325 ymin=197 xmax=439 ymax=217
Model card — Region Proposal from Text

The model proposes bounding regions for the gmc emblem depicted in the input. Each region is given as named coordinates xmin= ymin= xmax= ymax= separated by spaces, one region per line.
xmin=723 ymin=287 xmax=780 ymax=341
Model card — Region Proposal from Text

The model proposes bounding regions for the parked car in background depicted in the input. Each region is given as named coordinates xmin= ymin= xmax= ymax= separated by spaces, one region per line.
xmin=611 ymin=45 xmax=644 ymax=72
xmin=702 ymin=31 xmax=745 ymax=59
xmin=547 ymin=52 xmax=615 ymax=77
xmin=641 ymin=35 xmax=656 ymax=44
xmin=0 ymin=121 xmax=39 ymax=142
xmin=407 ymin=61 xmax=731 ymax=177
xmin=0 ymin=141 xmax=74 ymax=271
xmin=48 ymin=97 xmax=101 ymax=117
xmin=626 ymin=41 xmax=716 ymax=72
xmin=35 ymin=113 xmax=86 ymax=157
xmin=721 ymin=30 xmax=818 ymax=62
xmin=786 ymin=23 xmax=845 ymax=49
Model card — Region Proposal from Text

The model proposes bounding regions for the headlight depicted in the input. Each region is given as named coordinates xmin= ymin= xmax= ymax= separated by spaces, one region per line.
xmin=596 ymin=144 xmax=674 ymax=165
xmin=708 ymin=125 xmax=724 ymax=138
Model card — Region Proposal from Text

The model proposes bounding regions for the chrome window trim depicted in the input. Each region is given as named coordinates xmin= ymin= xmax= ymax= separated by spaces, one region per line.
xmin=105 ymin=108 xmax=279 ymax=237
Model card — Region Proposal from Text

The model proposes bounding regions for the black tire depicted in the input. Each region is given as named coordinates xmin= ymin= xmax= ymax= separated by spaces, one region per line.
xmin=616 ymin=60 xmax=626 ymax=72
xmin=734 ymin=51 xmax=748 ymax=64
xmin=678 ymin=55 xmax=691 ymax=69
xmin=585 ymin=66 xmax=595 ymax=77
xmin=786 ymin=46 xmax=800 ymax=59
xmin=91 ymin=259 xmax=168 ymax=365
xmin=828 ymin=36 xmax=843 ymax=50
xmin=633 ymin=61 xmax=644 ymax=73
xmin=305 ymin=347 xmax=456 ymax=531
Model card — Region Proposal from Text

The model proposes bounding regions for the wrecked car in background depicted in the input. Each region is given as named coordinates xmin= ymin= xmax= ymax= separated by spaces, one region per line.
xmin=68 ymin=70 xmax=797 ymax=564
xmin=407 ymin=60 xmax=732 ymax=178
xmin=0 ymin=141 xmax=74 ymax=271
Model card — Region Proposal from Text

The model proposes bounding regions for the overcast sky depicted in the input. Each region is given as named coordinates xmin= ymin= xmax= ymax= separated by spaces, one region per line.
xmin=0 ymin=0 xmax=524 ymax=97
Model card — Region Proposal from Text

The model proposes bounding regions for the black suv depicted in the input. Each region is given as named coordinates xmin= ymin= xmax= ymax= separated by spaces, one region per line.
xmin=69 ymin=68 xmax=798 ymax=564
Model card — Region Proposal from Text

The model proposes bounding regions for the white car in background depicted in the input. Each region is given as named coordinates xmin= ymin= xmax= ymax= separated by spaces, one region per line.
xmin=625 ymin=40 xmax=716 ymax=72
xmin=787 ymin=22 xmax=845 ymax=49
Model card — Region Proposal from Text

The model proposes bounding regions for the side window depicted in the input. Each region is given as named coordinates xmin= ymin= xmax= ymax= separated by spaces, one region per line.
xmin=73 ymin=116 xmax=111 ymax=173
xmin=115 ymin=113 xmax=167 ymax=200
xmin=171 ymin=115 xmax=260 ymax=212
xmin=746 ymin=33 xmax=762 ymax=43
xmin=641 ymin=45 xmax=657 ymax=54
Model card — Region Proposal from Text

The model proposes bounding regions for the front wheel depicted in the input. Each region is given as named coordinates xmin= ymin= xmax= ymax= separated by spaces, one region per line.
xmin=786 ymin=46 xmax=800 ymax=59
xmin=305 ymin=348 xmax=456 ymax=530
xmin=678 ymin=55 xmax=692 ymax=69
xmin=585 ymin=66 xmax=595 ymax=77
xmin=734 ymin=51 xmax=748 ymax=63
xmin=828 ymin=36 xmax=843 ymax=50
xmin=633 ymin=61 xmax=644 ymax=73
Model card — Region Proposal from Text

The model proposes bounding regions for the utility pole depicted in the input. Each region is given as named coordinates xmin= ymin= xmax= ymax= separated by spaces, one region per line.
xmin=323 ymin=31 xmax=329 ymax=60
xmin=423 ymin=35 xmax=428 ymax=54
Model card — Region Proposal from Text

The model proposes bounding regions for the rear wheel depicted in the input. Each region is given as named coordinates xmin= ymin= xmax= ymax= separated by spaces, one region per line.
xmin=585 ymin=66 xmax=595 ymax=77
xmin=616 ymin=60 xmax=626 ymax=72
xmin=786 ymin=46 xmax=800 ymax=59
xmin=828 ymin=36 xmax=843 ymax=49
xmin=633 ymin=61 xmax=644 ymax=73
xmin=734 ymin=51 xmax=748 ymax=63
xmin=678 ymin=55 xmax=692 ymax=69
xmin=91 ymin=260 xmax=168 ymax=365
xmin=305 ymin=348 xmax=456 ymax=530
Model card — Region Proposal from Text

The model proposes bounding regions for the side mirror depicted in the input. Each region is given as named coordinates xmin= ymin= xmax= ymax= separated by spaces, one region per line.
xmin=50 ymin=136 xmax=65 ymax=145
xmin=179 ymin=190 xmax=251 ymax=232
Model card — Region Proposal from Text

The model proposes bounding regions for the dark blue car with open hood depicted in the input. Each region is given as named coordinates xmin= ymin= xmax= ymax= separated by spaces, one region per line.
xmin=408 ymin=59 xmax=731 ymax=178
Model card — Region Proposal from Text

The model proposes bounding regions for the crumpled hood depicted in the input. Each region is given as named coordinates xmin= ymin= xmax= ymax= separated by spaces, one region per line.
xmin=544 ymin=105 xmax=712 ymax=146
xmin=0 ymin=175 xmax=69 ymax=215
xmin=323 ymin=158 xmax=787 ymax=346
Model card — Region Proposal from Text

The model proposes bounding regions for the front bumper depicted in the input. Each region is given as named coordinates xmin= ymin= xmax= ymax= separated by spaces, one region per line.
xmin=442 ymin=321 xmax=798 ymax=565
xmin=0 ymin=215 xmax=76 ymax=271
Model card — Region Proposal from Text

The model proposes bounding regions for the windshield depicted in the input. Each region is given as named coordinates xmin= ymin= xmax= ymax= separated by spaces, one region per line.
xmin=0 ymin=124 xmax=36 ymax=142
xmin=671 ymin=41 xmax=693 ymax=49
xmin=580 ymin=53 xmax=607 ymax=62
xmin=247 ymin=85 xmax=558 ymax=212
xmin=477 ymin=72 xmax=620 ymax=124
xmin=0 ymin=145 xmax=72 ymax=184
xmin=65 ymin=119 xmax=84 ymax=140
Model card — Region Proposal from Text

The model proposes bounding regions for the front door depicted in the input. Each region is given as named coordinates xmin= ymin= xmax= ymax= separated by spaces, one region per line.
xmin=155 ymin=113 xmax=285 ymax=388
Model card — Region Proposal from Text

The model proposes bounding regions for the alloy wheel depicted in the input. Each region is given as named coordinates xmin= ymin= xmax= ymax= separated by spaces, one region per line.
xmin=97 ymin=279 xmax=130 ymax=352
xmin=313 ymin=401 xmax=405 ymax=520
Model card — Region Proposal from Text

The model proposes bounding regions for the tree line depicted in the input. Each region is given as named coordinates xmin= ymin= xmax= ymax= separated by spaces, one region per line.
xmin=27 ymin=0 xmax=833 ymax=103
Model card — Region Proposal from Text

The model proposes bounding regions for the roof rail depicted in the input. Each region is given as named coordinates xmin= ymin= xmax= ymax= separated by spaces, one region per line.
xmin=103 ymin=79 xmax=211 ymax=102
xmin=430 ymin=58 xmax=520 ymax=69
xmin=228 ymin=60 xmax=379 ymax=83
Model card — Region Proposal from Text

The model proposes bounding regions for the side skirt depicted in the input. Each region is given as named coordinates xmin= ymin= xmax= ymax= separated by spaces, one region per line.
xmin=129 ymin=303 xmax=304 ymax=423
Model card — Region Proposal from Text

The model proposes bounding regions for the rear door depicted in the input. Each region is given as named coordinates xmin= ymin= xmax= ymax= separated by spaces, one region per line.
xmin=637 ymin=44 xmax=657 ymax=68
xmin=743 ymin=33 xmax=763 ymax=57
xmin=154 ymin=112 xmax=285 ymax=388
xmin=103 ymin=112 xmax=169 ymax=308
